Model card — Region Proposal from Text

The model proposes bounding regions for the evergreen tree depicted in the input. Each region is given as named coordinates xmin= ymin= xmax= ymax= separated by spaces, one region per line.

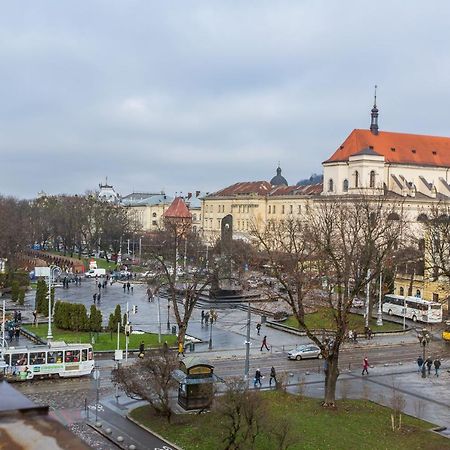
xmin=90 ymin=305 xmax=103 ymax=332
xmin=18 ymin=289 xmax=25 ymax=305
xmin=10 ymin=281 xmax=19 ymax=302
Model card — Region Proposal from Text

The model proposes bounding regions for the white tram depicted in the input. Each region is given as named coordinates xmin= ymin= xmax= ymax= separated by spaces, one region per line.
xmin=1 ymin=341 xmax=94 ymax=380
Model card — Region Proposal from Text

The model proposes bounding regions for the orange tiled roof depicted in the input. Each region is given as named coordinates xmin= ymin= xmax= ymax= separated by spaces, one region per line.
xmin=324 ymin=129 xmax=450 ymax=167
xmin=163 ymin=197 xmax=192 ymax=219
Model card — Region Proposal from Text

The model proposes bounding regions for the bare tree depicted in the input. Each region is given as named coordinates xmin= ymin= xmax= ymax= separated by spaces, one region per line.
xmin=251 ymin=196 xmax=404 ymax=407
xmin=143 ymin=223 xmax=215 ymax=347
xmin=111 ymin=349 xmax=178 ymax=423
xmin=216 ymin=379 xmax=264 ymax=450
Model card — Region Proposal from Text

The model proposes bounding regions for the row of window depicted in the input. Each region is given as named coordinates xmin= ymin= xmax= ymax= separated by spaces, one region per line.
xmin=6 ymin=349 xmax=92 ymax=366
xmin=268 ymin=204 xmax=302 ymax=215
xmin=328 ymin=170 xmax=377 ymax=193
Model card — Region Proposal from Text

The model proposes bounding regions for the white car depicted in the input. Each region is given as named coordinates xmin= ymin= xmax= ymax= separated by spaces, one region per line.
xmin=287 ymin=344 xmax=322 ymax=361
xmin=352 ymin=298 xmax=365 ymax=308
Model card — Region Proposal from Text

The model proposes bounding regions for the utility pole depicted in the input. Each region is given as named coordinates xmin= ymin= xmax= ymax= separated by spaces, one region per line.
xmin=157 ymin=295 xmax=161 ymax=343
xmin=244 ymin=299 xmax=251 ymax=385
xmin=365 ymin=269 xmax=371 ymax=328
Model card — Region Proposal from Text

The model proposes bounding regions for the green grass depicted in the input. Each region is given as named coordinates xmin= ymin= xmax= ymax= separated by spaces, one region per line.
xmin=24 ymin=324 xmax=177 ymax=351
xmin=283 ymin=308 xmax=403 ymax=333
xmin=44 ymin=250 xmax=117 ymax=271
xmin=130 ymin=392 xmax=448 ymax=450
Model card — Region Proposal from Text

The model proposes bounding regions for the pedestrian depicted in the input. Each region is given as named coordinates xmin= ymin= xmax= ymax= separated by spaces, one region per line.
xmin=433 ymin=358 xmax=441 ymax=377
xmin=178 ymin=341 xmax=185 ymax=357
xmin=14 ymin=310 xmax=18 ymax=322
xmin=8 ymin=328 xmax=13 ymax=341
xmin=256 ymin=323 xmax=261 ymax=336
xmin=14 ymin=326 xmax=20 ymax=341
xmin=147 ymin=288 xmax=153 ymax=302
xmin=269 ymin=366 xmax=277 ymax=387
xmin=417 ymin=355 xmax=424 ymax=373
xmin=353 ymin=331 xmax=358 ymax=343
xmin=17 ymin=311 xmax=22 ymax=323
xmin=204 ymin=312 xmax=210 ymax=326
xmin=98 ymin=282 xmax=102 ymax=291
xmin=131 ymin=285 xmax=134 ymax=294
xmin=127 ymin=282 xmax=130 ymax=293
xmin=367 ymin=328 xmax=373 ymax=340
xmin=97 ymin=292 xmax=101 ymax=302
xmin=426 ymin=356 xmax=433 ymax=376
xmin=139 ymin=341 xmax=145 ymax=358
xmin=93 ymin=293 xmax=97 ymax=303
xmin=201 ymin=310 xmax=205 ymax=325
xmin=348 ymin=329 xmax=353 ymax=342
xmin=123 ymin=283 xmax=126 ymax=292
xmin=254 ymin=368 xmax=262 ymax=388
xmin=32 ymin=310 xmax=37 ymax=326
xmin=362 ymin=357 xmax=369 ymax=375
xmin=260 ymin=335 xmax=270 ymax=352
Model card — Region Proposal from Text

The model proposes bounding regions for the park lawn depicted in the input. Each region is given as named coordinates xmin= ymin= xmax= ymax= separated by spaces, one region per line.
xmin=284 ymin=308 xmax=403 ymax=333
xmin=45 ymin=250 xmax=117 ymax=271
xmin=130 ymin=392 xmax=448 ymax=450
xmin=23 ymin=324 xmax=177 ymax=351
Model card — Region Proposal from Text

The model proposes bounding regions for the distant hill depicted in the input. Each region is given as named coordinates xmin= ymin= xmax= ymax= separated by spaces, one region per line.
xmin=296 ymin=173 xmax=323 ymax=186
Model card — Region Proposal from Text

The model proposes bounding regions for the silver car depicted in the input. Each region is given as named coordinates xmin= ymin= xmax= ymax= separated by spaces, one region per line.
xmin=287 ymin=344 xmax=322 ymax=361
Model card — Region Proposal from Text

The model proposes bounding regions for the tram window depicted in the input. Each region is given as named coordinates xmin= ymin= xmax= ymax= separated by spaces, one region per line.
xmin=47 ymin=351 xmax=63 ymax=364
xmin=82 ymin=349 xmax=88 ymax=361
xmin=30 ymin=352 xmax=46 ymax=365
xmin=65 ymin=350 xmax=80 ymax=363
xmin=11 ymin=353 xmax=28 ymax=366
xmin=4 ymin=354 xmax=10 ymax=365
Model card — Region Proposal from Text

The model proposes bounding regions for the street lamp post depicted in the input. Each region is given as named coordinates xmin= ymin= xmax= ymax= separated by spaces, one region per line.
xmin=47 ymin=265 xmax=61 ymax=341
xmin=208 ymin=316 xmax=213 ymax=350
xmin=376 ymin=271 xmax=383 ymax=326
xmin=365 ymin=269 xmax=371 ymax=328
xmin=418 ymin=328 xmax=430 ymax=379
xmin=167 ymin=302 xmax=171 ymax=331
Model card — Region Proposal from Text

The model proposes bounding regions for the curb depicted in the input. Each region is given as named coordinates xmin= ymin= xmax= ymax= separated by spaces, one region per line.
xmin=86 ymin=422 xmax=131 ymax=450
xmin=126 ymin=412 xmax=184 ymax=450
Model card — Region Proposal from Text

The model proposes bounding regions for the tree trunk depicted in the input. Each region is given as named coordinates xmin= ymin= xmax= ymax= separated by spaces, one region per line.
xmin=178 ymin=323 xmax=187 ymax=346
xmin=323 ymin=354 xmax=339 ymax=407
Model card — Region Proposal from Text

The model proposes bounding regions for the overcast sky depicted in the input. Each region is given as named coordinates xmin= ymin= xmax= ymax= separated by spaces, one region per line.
xmin=2 ymin=1 xmax=450 ymax=198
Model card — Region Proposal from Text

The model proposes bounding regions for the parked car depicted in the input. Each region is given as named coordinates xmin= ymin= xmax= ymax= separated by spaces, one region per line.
xmin=85 ymin=268 xmax=106 ymax=278
xmin=352 ymin=297 xmax=365 ymax=308
xmin=287 ymin=344 xmax=322 ymax=361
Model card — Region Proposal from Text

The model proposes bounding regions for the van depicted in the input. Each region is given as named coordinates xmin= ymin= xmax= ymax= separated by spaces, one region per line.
xmin=85 ymin=268 xmax=106 ymax=278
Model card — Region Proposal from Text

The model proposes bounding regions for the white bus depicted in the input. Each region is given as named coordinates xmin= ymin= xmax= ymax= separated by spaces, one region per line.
xmin=1 ymin=341 xmax=94 ymax=380
xmin=382 ymin=294 xmax=443 ymax=323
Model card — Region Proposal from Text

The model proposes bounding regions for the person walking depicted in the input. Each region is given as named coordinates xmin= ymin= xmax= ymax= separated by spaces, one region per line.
xmin=98 ymin=282 xmax=102 ymax=291
xmin=353 ymin=331 xmax=358 ymax=343
xmin=32 ymin=310 xmax=37 ymax=326
xmin=269 ymin=366 xmax=277 ymax=387
xmin=201 ymin=310 xmax=205 ymax=325
xmin=362 ymin=357 xmax=369 ymax=375
xmin=254 ymin=368 xmax=262 ymax=388
xmin=426 ymin=356 xmax=433 ymax=376
xmin=417 ymin=355 xmax=424 ymax=373
xmin=123 ymin=283 xmax=126 ymax=292
xmin=14 ymin=326 xmax=20 ymax=341
xmin=433 ymin=358 xmax=441 ymax=377
xmin=93 ymin=293 xmax=97 ymax=303
xmin=256 ymin=323 xmax=261 ymax=336
xmin=97 ymin=292 xmax=101 ymax=302
xmin=127 ymin=282 xmax=131 ymax=293
xmin=260 ymin=335 xmax=270 ymax=352
xmin=139 ymin=341 xmax=145 ymax=358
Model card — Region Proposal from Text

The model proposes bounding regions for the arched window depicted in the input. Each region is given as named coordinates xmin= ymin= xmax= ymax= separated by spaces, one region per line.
xmin=369 ymin=170 xmax=375 ymax=188
xmin=416 ymin=289 xmax=421 ymax=298
xmin=399 ymin=287 xmax=404 ymax=296
xmin=355 ymin=171 xmax=359 ymax=188
xmin=328 ymin=179 xmax=334 ymax=192
xmin=343 ymin=179 xmax=349 ymax=192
